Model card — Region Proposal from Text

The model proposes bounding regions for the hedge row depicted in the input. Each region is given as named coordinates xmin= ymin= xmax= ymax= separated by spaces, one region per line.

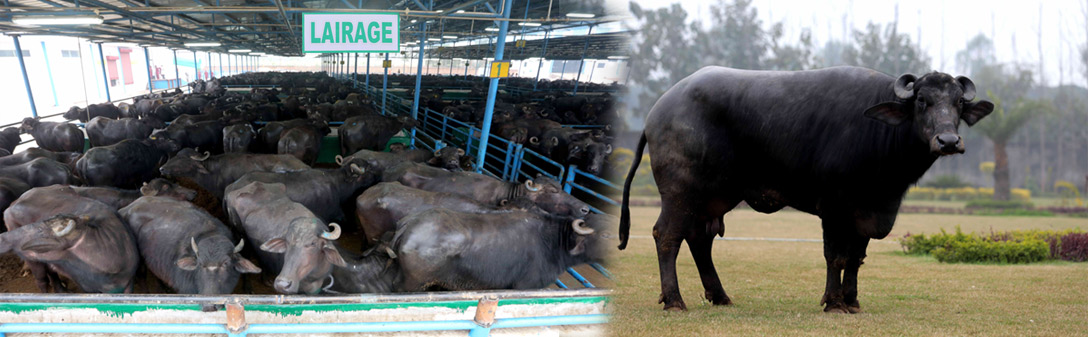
xmin=905 ymin=187 xmax=1032 ymax=202
xmin=900 ymin=227 xmax=1088 ymax=263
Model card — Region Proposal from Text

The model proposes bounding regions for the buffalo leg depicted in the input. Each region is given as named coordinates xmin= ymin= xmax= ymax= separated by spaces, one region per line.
xmin=653 ymin=207 xmax=688 ymax=311
xmin=686 ymin=229 xmax=731 ymax=306
xmin=27 ymin=261 xmax=54 ymax=292
xmin=819 ymin=216 xmax=850 ymax=313
xmin=841 ymin=234 xmax=870 ymax=313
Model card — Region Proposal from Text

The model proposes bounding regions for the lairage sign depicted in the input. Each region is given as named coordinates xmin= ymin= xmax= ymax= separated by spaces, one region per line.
xmin=302 ymin=13 xmax=400 ymax=53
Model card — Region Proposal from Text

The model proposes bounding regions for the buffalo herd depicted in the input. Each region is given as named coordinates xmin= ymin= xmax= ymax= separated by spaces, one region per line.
xmin=0 ymin=71 xmax=615 ymax=300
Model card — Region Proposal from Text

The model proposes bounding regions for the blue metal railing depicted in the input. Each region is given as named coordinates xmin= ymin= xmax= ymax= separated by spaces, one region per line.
xmin=563 ymin=164 xmax=621 ymax=215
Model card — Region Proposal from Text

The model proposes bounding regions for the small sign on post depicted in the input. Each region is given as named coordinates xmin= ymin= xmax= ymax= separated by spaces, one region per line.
xmin=489 ymin=60 xmax=510 ymax=78
xmin=515 ymin=40 xmax=526 ymax=48
xmin=382 ymin=60 xmax=392 ymax=68
xmin=303 ymin=13 xmax=400 ymax=53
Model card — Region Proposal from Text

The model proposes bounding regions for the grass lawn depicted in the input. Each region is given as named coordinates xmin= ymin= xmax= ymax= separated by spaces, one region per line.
xmin=902 ymin=197 xmax=1074 ymax=209
xmin=607 ymin=206 xmax=1088 ymax=336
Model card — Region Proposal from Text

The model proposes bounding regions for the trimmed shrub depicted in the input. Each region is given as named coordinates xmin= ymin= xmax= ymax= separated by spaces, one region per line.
xmin=932 ymin=239 xmax=1049 ymax=264
xmin=900 ymin=227 xmax=1085 ymax=263
xmin=965 ymin=199 xmax=1034 ymax=210
xmin=923 ymin=175 xmax=972 ymax=188
xmin=1059 ymin=233 xmax=1088 ymax=262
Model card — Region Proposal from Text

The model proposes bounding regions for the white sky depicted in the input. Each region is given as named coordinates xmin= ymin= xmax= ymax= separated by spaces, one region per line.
xmin=629 ymin=0 xmax=1088 ymax=87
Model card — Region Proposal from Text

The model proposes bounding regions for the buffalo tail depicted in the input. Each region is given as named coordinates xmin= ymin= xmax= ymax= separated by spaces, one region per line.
xmin=618 ymin=132 xmax=646 ymax=250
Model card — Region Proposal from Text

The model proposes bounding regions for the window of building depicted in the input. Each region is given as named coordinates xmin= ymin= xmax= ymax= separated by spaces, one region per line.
xmin=0 ymin=50 xmax=31 ymax=57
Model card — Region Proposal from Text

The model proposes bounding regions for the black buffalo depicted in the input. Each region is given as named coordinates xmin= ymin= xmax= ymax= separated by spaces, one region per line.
xmin=224 ymin=181 xmax=346 ymax=294
xmin=0 ymin=208 xmax=139 ymax=293
xmin=618 ymin=66 xmax=995 ymax=312
xmin=0 ymin=148 xmax=82 ymax=169
xmin=339 ymin=114 xmax=417 ymax=154
xmin=0 ymin=157 xmax=78 ymax=187
xmin=355 ymin=182 xmax=497 ymax=246
xmin=394 ymin=208 xmax=610 ymax=291
xmin=0 ymin=127 xmax=21 ymax=153
xmin=383 ymin=163 xmax=591 ymax=217
xmin=224 ymin=162 xmax=376 ymax=223
xmin=223 ymin=124 xmax=256 ymax=153
xmin=76 ymin=138 xmax=177 ymax=188
xmin=85 ymin=116 xmax=164 ymax=147
xmin=119 ymin=194 xmax=261 ymax=296
xmin=19 ymin=118 xmax=84 ymax=153
xmin=64 ymin=103 xmax=122 ymax=122
xmin=158 ymin=148 xmax=310 ymax=198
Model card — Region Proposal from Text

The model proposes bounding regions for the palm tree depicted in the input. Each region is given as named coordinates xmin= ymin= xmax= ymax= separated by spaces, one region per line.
xmin=973 ymin=91 xmax=1052 ymax=200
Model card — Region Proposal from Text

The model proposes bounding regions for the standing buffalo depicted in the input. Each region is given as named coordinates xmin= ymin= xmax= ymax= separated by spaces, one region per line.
xmin=277 ymin=125 xmax=327 ymax=165
xmin=224 ymin=162 xmax=376 ymax=223
xmin=223 ymin=124 xmax=256 ymax=153
xmin=355 ymin=182 xmax=496 ymax=245
xmin=119 ymin=194 xmax=260 ymax=296
xmin=339 ymin=114 xmax=417 ymax=154
xmin=0 ymin=127 xmax=21 ymax=153
xmin=0 ymin=157 xmax=79 ymax=188
xmin=64 ymin=103 xmax=122 ymax=122
xmin=619 ymin=67 xmax=994 ymax=312
xmin=384 ymin=163 xmax=591 ymax=217
xmin=394 ymin=208 xmax=610 ymax=291
xmin=76 ymin=138 xmax=177 ymax=188
xmin=159 ymin=148 xmax=310 ymax=198
xmin=85 ymin=116 xmax=164 ymax=147
xmin=0 ymin=148 xmax=81 ymax=169
xmin=19 ymin=118 xmax=84 ymax=153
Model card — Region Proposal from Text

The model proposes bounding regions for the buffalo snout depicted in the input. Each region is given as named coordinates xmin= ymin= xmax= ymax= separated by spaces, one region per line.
xmin=932 ymin=133 xmax=964 ymax=155
xmin=274 ymin=278 xmax=295 ymax=293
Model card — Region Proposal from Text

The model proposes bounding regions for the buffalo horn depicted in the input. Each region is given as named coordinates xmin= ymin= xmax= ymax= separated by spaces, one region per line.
xmin=350 ymin=163 xmax=365 ymax=175
xmin=191 ymin=151 xmax=211 ymax=161
xmin=572 ymin=219 xmax=594 ymax=235
xmin=191 ymin=237 xmax=199 ymax=254
xmin=894 ymin=74 xmax=917 ymax=100
xmin=525 ymin=180 xmax=541 ymax=192
xmin=234 ymin=239 xmax=245 ymax=253
xmin=322 ymin=223 xmax=342 ymax=240
xmin=55 ymin=219 xmax=76 ymax=237
xmin=956 ymin=76 xmax=976 ymax=101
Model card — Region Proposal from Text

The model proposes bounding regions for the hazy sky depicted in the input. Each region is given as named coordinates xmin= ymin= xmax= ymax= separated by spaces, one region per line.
xmin=629 ymin=0 xmax=1088 ymax=87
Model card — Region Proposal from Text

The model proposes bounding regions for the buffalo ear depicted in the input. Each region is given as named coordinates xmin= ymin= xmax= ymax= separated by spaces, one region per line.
xmin=961 ymin=100 xmax=995 ymax=126
xmin=20 ymin=240 xmax=61 ymax=254
xmin=567 ymin=236 xmax=587 ymax=256
xmin=196 ymin=163 xmax=211 ymax=175
xmin=863 ymin=102 xmax=910 ymax=125
xmin=260 ymin=238 xmax=288 ymax=253
xmin=323 ymin=246 xmax=347 ymax=267
xmin=233 ymin=257 xmax=262 ymax=274
xmin=176 ymin=256 xmax=198 ymax=271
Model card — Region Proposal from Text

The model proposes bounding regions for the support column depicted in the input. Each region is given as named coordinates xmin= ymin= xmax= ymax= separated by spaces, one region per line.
xmin=40 ymin=41 xmax=59 ymax=107
xmin=99 ymin=43 xmax=112 ymax=102
xmin=192 ymin=50 xmax=198 ymax=81
xmin=410 ymin=13 xmax=429 ymax=148
xmin=572 ymin=26 xmax=593 ymax=94
xmin=365 ymin=53 xmax=371 ymax=88
xmin=533 ymin=30 xmax=550 ymax=91
xmin=173 ymin=49 xmax=180 ymax=89
xmin=382 ymin=53 xmax=389 ymax=115
xmin=144 ymin=47 xmax=153 ymax=93
xmin=353 ymin=53 xmax=358 ymax=87
xmin=12 ymin=35 xmax=38 ymax=118
xmin=219 ymin=53 xmax=223 ymax=78
xmin=476 ymin=0 xmax=515 ymax=173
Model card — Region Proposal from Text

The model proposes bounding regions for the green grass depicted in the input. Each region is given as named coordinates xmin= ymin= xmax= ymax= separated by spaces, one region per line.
xmin=608 ymin=207 xmax=1088 ymax=336
xmin=903 ymin=197 xmax=1073 ymax=209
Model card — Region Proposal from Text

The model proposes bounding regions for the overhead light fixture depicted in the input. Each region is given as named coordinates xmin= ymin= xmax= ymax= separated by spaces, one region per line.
xmin=485 ymin=27 xmax=499 ymax=32
xmin=442 ymin=35 xmax=457 ymax=39
xmin=518 ymin=22 xmax=541 ymax=27
xmin=456 ymin=10 xmax=465 ymax=13
xmin=608 ymin=55 xmax=629 ymax=60
xmin=410 ymin=19 xmax=418 ymax=23
xmin=249 ymin=52 xmax=265 ymax=55
xmin=13 ymin=14 xmax=103 ymax=26
xmin=566 ymin=13 xmax=595 ymax=19
xmin=427 ymin=38 xmax=441 ymax=41
xmin=435 ymin=10 xmax=444 ymax=13
xmin=184 ymin=41 xmax=221 ymax=47
xmin=228 ymin=49 xmax=251 ymax=53
xmin=3 ymin=31 xmax=29 ymax=36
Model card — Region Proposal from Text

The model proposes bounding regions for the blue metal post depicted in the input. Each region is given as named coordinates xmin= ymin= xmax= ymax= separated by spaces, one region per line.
xmin=353 ymin=53 xmax=358 ymax=87
xmin=173 ymin=49 xmax=180 ymax=89
xmin=218 ymin=53 xmax=223 ymax=78
xmin=192 ymin=50 xmax=198 ymax=81
xmin=40 ymin=41 xmax=59 ymax=107
xmin=12 ymin=36 xmax=38 ymax=118
xmin=533 ymin=30 xmax=550 ymax=91
xmin=206 ymin=52 xmax=211 ymax=78
xmin=476 ymin=0 xmax=514 ymax=173
xmin=572 ymin=25 xmax=593 ymax=95
xmin=410 ymin=9 xmax=429 ymax=148
xmin=587 ymin=60 xmax=597 ymax=84
xmin=98 ymin=43 xmax=112 ymax=102
xmin=144 ymin=47 xmax=153 ymax=93
xmin=365 ymin=53 xmax=370 ymax=88
xmin=382 ymin=53 xmax=388 ymax=115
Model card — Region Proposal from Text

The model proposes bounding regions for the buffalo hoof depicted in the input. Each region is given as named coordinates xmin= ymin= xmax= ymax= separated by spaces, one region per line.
xmin=659 ymin=293 xmax=688 ymax=311
xmin=706 ymin=291 xmax=733 ymax=306
xmin=823 ymin=304 xmax=850 ymax=314
xmin=846 ymin=301 xmax=861 ymax=314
